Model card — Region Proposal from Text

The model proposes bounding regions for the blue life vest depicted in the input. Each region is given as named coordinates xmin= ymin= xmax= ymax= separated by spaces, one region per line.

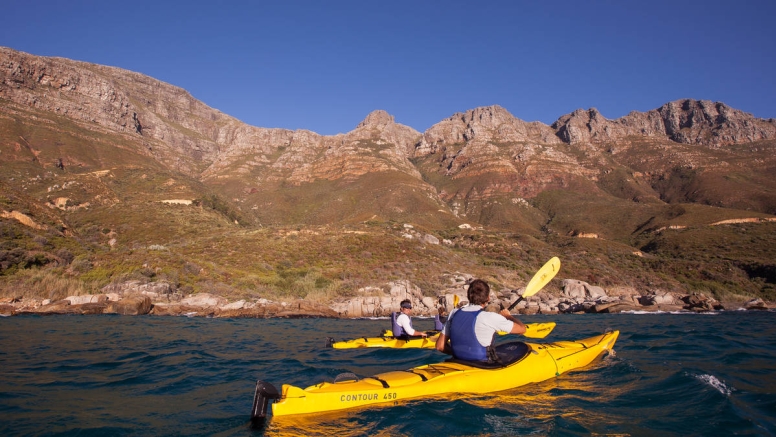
xmin=434 ymin=314 xmax=445 ymax=331
xmin=391 ymin=312 xmax=407 ymax=337
xmin=449 ymin=308 xmax=488 ymax=361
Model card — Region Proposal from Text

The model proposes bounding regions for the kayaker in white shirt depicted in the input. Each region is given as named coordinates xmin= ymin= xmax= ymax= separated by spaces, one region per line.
xmin=435 ymin=279 xmax=525 ymax=362
xmin=393 ymin=299 xmax=427 ymax=338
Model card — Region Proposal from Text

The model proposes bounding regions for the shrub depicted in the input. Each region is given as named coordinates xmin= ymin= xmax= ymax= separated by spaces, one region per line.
xmin=70 ymin=256 xmax=93 ymax=274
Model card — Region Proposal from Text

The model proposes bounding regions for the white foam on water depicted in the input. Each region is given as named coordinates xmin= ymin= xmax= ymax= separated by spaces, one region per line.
xmin=694 ymin=373 xmax=733 ymax=396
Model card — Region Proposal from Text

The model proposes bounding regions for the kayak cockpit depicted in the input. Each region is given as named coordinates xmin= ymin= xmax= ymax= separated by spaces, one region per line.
xmin=447 ymin=341 xmax=531 ymax=369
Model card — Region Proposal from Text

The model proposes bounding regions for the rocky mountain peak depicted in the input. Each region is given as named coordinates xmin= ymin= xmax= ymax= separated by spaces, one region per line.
xmin=413 ymin=105 xmax=561 ymax=157
xmin=550 ymin=98 xmax=776 ymax=146
xmin=356 ymin=110 xmax=395 ymax=129
xmin=656 ymin=98 xmax=776 ymax=146
xmin=456 ymin=105 xmax=515 ymax=128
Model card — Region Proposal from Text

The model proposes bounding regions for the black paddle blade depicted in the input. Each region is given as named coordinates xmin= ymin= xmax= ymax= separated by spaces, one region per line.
xmin=251 ymin=380 xmax=280 ymax=426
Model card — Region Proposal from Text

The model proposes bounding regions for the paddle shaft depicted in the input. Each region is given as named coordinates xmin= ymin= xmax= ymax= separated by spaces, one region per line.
xmin=507 ymin=296 xmax=525 ymax=311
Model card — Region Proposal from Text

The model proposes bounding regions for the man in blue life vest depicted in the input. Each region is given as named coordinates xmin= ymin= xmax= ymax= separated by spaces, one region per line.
xmin=435 ymin=279 xmax=525 ymax=362
xmin=392 ymin=299 xmax=427 ymax=338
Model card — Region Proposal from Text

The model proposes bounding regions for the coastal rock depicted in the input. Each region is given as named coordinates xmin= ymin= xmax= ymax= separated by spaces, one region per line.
xmin=213 ymin=299 xmax=338 ymax=318
xmin=101 ymin=281 xmax=180 ymax=302
xmin=79 ymin=302 xmax=108 ymax=315
xmin=744 ymin=298 xmax=768 ymax=310
xmin=561 ymin=279 xmax=587 ymax=300
xmin=220 ymin=300 xmax=246 ymax=311
xmin=151 ymin=303 xmax=212 ymax=317
xmin=421 ymin=296 xmax=436 ymax=310
xmin=272 ymin=300 xmax=340 ymax=318
xmin=65 ymin=294 xmax=108 ymax=305
xmin=105 ymin=295 xmax=152 ymax=315
xmin=593 ymin=302 xmax=640 ymax=313
xmin=329 ymin=280 xmax=437 ymax=318
xmin=388 ymin=280 xmax=423 ymax=300
xmin=33 ymin=299 xmax=74 ymax=314
xmin=180 ymin=293 xmax=227 ymax=308
xmin=681 ymin=293 xmax=723 ymax=311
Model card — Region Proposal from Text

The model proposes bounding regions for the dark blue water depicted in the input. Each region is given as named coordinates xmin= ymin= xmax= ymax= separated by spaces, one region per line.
xmin=1 ymin=311 xmax=775 ymax=436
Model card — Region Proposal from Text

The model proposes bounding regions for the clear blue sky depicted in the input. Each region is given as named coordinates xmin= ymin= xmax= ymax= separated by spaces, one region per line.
xmin=3 ymin=1 xmax=774 ymax=135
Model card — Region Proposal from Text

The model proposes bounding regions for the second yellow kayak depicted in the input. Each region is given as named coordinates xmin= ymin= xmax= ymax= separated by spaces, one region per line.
xmin=326 ymin=322 xmax=557 ymax=349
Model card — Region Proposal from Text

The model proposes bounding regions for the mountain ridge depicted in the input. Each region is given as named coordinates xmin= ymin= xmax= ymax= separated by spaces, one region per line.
xmin=1 ymin=46 xmax=775 ymax=305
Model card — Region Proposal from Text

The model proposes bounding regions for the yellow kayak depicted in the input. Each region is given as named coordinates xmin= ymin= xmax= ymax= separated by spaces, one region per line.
xmin=326 ymin=322 xmax=557 ymax=349
xmin=326 ymin=332 xmax=440 ymax=349
xmin=252 ymin=330 xmax=618 ymax=421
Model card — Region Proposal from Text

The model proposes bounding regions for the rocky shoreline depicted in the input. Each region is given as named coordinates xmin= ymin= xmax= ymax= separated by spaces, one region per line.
xmin=1 ymin=276 xmax=772 ymax=319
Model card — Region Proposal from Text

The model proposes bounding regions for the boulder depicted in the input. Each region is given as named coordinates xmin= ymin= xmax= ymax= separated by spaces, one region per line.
xmin=65 ymin=294 xmax=107 ymax=305
xmin=105 ymin=295 xmax=152 ymax=315
xmin=421 ymin=296 xmax=436 ymax=309
xmin=562 ymin=279 xmax=586 ymax=300
xmin=651 ymin=290 xmax=676 ymax=305
xmin=422 ymin=234 xmax=440 ymax=245
xmin=594 ymin=302 xmax=641 ymax=313
xmin=180 ymin=293 xmax=227 ymax=308
xmin=744 ymin=298 xmax=768 ymax=310
xmin=584 ymin=284 xmax=607 ymax=300
xmin=389 ymin=280 xmax=422 ymax=300
xmin=538 ymin=302 xmax=557 ymax=314
xmin=151 ymin=303 xmax=210 ymax=317
xmin=33 ymin=299 xmax=73 ymax=314
xmin=78 ymin=302 xmax=108 ymax=315
xmin=273 ymin=299 xmax=339 ymax=318
xmin=220 ymin=300 xmax=246 ymax=311
xmin=681 ymin=293 xmax=722 ymax=311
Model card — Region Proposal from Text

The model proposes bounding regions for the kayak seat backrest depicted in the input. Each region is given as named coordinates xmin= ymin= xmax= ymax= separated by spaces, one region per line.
xmin=447 ymin=341 xmax=530 ymax=369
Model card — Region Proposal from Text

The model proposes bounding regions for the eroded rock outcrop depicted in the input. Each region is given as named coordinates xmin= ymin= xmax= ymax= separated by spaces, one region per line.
xmin=551 ymin=100 xmax=776 ymax=147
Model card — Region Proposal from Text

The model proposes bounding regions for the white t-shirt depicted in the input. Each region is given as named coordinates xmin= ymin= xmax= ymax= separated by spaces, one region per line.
xmin=396 ymin=312 xmax=416 ymax=335
xmin=442 ymin=305 xmax=514 ymax=346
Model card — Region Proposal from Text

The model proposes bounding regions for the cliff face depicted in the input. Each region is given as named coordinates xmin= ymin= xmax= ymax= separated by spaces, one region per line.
xmin=551 ymin=100 xmax=776 ymax=146
xmin=0 ymin=46 xmax=292 ymax=175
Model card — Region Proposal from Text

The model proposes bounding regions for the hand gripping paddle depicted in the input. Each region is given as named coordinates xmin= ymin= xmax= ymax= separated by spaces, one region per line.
xmin=507 ymin=257 xmax=561 ymax=312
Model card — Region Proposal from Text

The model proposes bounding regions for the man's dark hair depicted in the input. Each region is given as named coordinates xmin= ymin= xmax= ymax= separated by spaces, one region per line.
xmin=400 ymin=299 xmax=412 ymax=309
xmin=467 ymin=279 xmax=490 ymax=305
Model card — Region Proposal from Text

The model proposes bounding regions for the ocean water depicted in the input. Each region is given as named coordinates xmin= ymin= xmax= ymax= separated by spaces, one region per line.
xmin=1 ymin=311 xmax=774 ymax=436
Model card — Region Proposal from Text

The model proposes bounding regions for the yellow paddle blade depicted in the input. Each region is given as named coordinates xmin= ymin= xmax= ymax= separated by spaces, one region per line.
xmin=497 ymin=322 xmax=556 ymax=338
xmin=523 ymin=321 xmax=556 ymax=338
xmin=523 ymin=257 xmax=561 ymax=298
